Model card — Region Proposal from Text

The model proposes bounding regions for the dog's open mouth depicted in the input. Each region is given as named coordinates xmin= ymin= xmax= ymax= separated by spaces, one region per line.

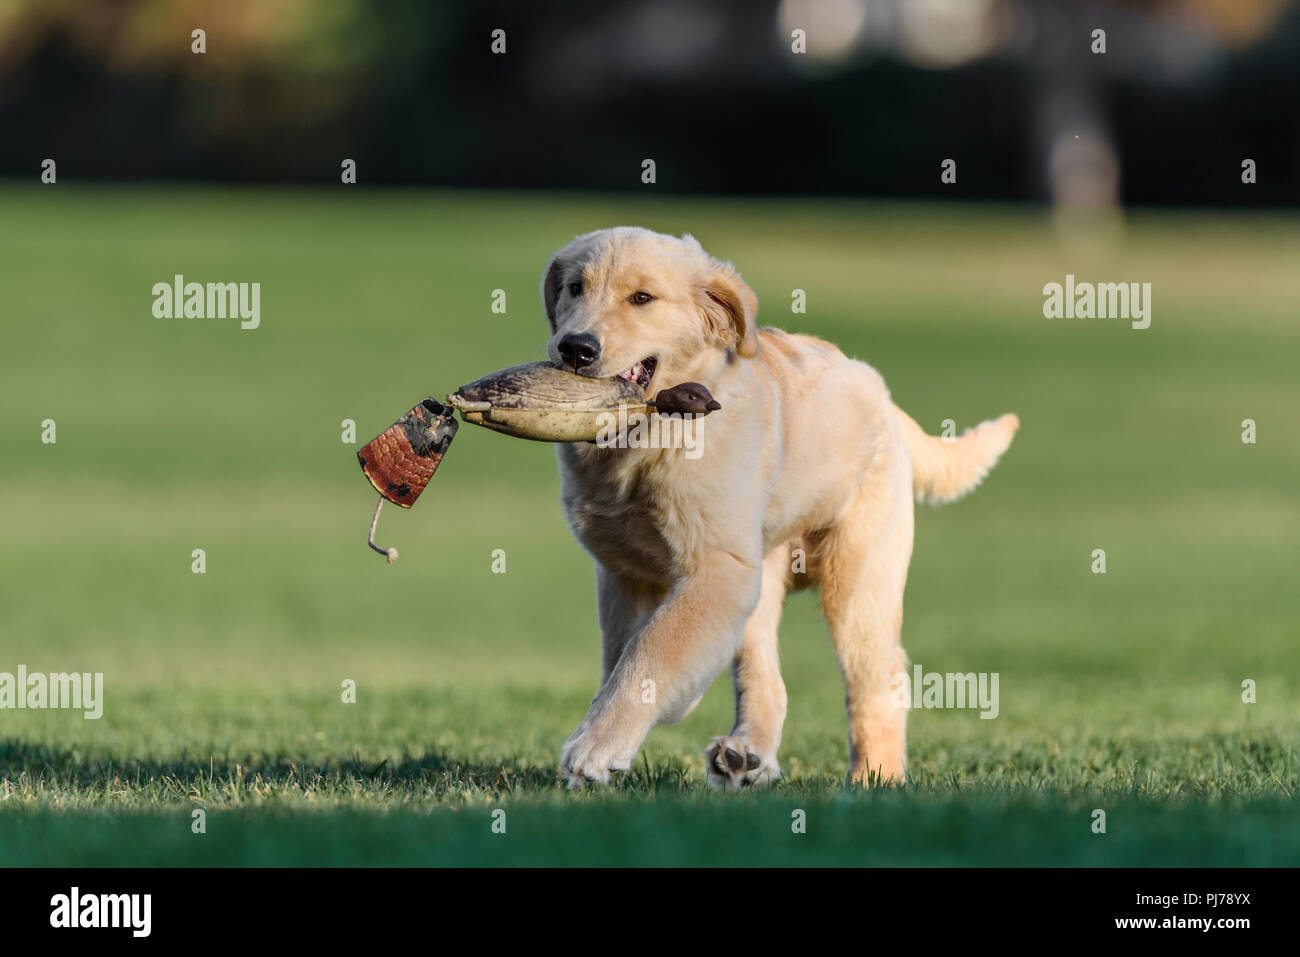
xmin=618 ymin=357 xmax=657 ymax=390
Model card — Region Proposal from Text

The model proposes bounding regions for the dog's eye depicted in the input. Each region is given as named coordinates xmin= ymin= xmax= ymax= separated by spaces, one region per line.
xmin=568 ymin=282 xmax=583 ymax=297
xmin=630 ymin=291 xmax=654 ymax=305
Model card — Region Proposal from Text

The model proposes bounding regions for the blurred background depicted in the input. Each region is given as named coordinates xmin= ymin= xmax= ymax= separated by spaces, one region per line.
xmin=1 ymin=0 xmax=1297 ymax=865
xmin=1 ymin=0 xmax=1297 ymax=207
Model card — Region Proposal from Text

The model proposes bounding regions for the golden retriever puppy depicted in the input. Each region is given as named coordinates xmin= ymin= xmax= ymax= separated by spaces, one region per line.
xmin=543 ymin=227 xmax=1018 ymax=790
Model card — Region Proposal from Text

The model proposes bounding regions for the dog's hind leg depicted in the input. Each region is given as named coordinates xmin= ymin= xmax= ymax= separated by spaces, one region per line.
xmin=819 ymin=471 xmax=915 ymax=786
xmin=705 ymin=543 xmax=792 ymax=791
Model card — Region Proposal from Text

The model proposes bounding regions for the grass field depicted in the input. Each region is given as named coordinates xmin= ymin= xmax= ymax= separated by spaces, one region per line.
xmin=0 ymin=185 xmax=1297 ymax=866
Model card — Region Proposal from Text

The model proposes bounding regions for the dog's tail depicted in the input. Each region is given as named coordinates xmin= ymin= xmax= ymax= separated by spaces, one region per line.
xmin=894 ymin=406 xmax=1019 ymax=505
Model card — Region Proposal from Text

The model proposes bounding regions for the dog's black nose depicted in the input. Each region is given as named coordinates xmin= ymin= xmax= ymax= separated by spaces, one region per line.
xmin=557 ymin=332 xmax=601 ymax=371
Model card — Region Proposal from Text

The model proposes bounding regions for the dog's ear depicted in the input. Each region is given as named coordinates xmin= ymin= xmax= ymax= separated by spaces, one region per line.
xmin=699 ymin=261 xmax=759 ymax=358
xmin=541 ymin=256 xmax=566 ymax=332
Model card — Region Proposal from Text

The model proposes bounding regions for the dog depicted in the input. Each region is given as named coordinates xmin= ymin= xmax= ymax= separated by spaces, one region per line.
xmin=542 ymin=227 xmax=1018 ymax=789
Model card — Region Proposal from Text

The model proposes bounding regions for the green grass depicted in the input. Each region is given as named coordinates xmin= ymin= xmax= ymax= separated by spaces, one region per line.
xmin=0 ymin=185 xmax=1297 ymax=866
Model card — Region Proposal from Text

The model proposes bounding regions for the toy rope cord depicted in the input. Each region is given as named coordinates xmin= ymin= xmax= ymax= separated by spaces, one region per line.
xmin=358 ymin=398 xmax=459 ymax=564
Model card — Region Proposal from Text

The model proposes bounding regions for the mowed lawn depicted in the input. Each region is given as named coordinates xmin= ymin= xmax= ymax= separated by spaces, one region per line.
xmin=0 ymin=186 xmax=1296 ymax=866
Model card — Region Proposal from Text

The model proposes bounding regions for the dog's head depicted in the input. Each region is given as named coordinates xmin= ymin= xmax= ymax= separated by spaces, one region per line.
xmin=540 ymin=227 xmax=758 ymax=396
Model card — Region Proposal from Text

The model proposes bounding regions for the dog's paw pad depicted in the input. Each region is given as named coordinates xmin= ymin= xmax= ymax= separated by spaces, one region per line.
xmin=705 ymin=737 xmax=780 ymax=792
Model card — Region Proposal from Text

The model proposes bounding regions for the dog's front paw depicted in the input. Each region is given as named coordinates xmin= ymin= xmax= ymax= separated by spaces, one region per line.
xmin=560 ymin=725 xmax=638 ymax=789
xmin=705 ymin=736 xmax=781 ymax=792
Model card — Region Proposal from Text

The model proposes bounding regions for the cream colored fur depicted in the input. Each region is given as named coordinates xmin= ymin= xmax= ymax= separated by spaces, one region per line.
xmin=540 ymin=227 xmax=1017 ymax=789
